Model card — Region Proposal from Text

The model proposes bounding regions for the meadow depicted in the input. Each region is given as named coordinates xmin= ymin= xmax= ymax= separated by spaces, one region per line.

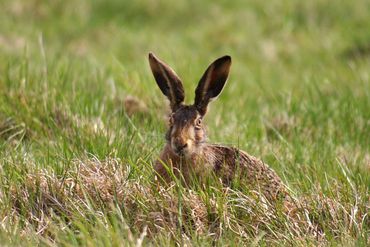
xmin=0 ymin=0 xmax=369 ymax=246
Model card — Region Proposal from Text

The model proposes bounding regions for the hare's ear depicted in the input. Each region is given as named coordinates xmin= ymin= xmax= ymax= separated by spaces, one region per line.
xmin=149 ymin=52 xmax=185 ymax=111
xmin=194 ymin=55 xmax=231 ymax=115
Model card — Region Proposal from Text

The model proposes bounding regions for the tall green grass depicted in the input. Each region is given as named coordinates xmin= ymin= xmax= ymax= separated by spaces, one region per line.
xmin=0 ymin=0 xmax=369 ymax=246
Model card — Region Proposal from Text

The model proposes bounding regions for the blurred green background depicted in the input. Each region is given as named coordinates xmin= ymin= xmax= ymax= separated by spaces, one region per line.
xmin=0 ymin=0 xmax=369 ymax=245
xmin=1 ymin=0 xmax=369 ymax=167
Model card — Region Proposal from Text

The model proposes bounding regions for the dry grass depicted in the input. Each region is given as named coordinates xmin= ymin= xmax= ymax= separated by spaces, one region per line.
xmin=3 ymin=157 xmax=368 ymax=245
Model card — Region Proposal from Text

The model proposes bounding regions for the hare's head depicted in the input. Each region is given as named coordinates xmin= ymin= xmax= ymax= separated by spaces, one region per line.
xmin=149 ymin=53 xmax=231 ymax=157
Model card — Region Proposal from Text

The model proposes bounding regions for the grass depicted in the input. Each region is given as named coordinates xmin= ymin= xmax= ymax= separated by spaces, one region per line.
xmin=0 ymin=0 xmax=369 ymax=246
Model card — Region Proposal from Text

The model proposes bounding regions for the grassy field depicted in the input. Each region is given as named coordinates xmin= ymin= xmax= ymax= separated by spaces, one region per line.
xmin=0 ymin=0 xmax=369 ymax=246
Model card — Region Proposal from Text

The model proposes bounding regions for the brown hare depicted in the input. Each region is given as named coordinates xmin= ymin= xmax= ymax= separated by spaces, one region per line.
xmin=149 ymin=53 xmax=287 ymax=202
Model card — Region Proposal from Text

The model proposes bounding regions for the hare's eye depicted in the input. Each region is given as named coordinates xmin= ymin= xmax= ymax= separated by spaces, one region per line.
xmin=195 ymin=118 xmax=202 ymax=129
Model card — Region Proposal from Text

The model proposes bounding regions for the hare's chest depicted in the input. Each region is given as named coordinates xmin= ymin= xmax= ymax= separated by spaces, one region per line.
xmin=179 ymin=155 xmax=214 ymax=180
xmin=192 ymin=158 xmax=214 ymax=176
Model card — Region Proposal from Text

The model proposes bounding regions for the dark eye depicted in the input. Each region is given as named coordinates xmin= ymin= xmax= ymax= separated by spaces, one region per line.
xmin=195 ymin=118 xmax=202 ymax=129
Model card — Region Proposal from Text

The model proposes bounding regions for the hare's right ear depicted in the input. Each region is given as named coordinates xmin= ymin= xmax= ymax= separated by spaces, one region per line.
xmin=194 ymin=55 xmax=231 ymax=115
xmin=149 ymin=53 xmax=185 ymax=111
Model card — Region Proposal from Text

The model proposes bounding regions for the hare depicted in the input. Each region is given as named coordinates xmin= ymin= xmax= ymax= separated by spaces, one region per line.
xmin=149 ymin=53 xmax=287 ymax=202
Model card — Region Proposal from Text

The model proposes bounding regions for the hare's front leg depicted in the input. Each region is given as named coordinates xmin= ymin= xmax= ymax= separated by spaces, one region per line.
xmin=154 ymin=145 xmax=182 ymax=182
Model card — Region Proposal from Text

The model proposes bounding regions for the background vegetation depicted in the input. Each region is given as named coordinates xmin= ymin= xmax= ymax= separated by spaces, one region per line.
xmin=0 ymin=0 xmax=369 ymax=246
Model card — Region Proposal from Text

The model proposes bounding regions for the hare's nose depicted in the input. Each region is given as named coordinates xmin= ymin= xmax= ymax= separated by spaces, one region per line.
xmin=178 ymin=143 xmax=188 ymax=150
xmin=174 ymin=140 xmax=188 ymax=153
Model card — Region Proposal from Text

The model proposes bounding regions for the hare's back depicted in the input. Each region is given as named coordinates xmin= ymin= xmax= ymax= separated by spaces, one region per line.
xmin=206 ymin=144 xmax=287 ymax=201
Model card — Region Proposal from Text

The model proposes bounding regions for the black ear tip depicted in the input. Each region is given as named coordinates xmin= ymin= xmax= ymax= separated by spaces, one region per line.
xmin=213 ymin=55 xmax=232 ymax=67
xmin=215 ymin=55 xmax=232 ymax=65
xmin=148 ymin=52 xmax=157 ymax=61
xmin=223 ymin=55 xmax=232 ymax=62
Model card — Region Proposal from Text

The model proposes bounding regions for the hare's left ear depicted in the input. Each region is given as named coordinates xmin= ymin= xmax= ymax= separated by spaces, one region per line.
xmin=194 ymin=55 xmax=231 ymax=115
xmin=149 ymin=52 xmax=185 ymax=111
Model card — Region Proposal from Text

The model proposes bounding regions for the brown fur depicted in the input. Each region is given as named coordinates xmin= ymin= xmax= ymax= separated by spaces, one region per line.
xmin=154 ymin=144 xmax=287 ymax=202
xmin=149 ymin=53 xmax=288 ymax=202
